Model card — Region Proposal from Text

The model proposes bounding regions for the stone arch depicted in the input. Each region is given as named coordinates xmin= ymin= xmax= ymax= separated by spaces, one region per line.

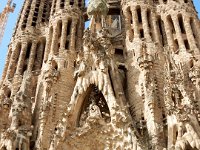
xmin=77 ymin=84 xmax=111 ymax=127
xmin=68 ymin=83 xmax=114 ymax=127
xmin=68 ymin=72 xmax=118 ymax=127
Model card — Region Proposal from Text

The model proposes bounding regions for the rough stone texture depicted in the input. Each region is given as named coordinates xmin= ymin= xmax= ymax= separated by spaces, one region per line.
xmin=0 ymin=0 xmax=200 ymax=149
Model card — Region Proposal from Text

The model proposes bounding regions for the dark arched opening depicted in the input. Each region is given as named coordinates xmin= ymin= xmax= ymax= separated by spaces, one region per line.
xmin=78 ymin=85 xmax=111 ymax=127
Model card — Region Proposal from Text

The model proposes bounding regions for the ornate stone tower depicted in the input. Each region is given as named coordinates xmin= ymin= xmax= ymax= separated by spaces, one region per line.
xmin=0 ymin=0 xmax=200 ymax=149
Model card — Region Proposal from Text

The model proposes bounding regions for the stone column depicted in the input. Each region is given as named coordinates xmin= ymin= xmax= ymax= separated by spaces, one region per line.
xmin=1 ymin=48 xmax=12 ymax=81
xmin=184 ymin=16 xmax=198 ymax=54
xmin=27 ymin=0 xmax=37 ymax=26
xmin=51 ymin=24 xmax=59 ymax=54
xmin=70 ymin=20 xmax=77 ymax=51
xmin=141 ymin=8 xmax=151 ymax=41
xmin=152 ymin=14 xmax=161 ymax=45
xmin=65 ymin=0 xmax=70 ymax=8
xmin=44 ymin=27 xmax=53 ymax=62
xmin=50 ymin=0 xmax=56 ymax=15
xmin=56 ymin=0 xmax=61 ymax=11
xmin=27 ymin=41 xmax=37 ymax=72
xmin=60 ymin=20 xmax=68 ymax=50
xmin=124 ymin=8 xmax=132 ymax=39
xmin=6 ymin=44 xmax=20 ymax=79
xmin=16 ymin=42 xmax=28 ymax=75
xmin=172 ymin=16 xmax=185 ymax=51
xmin=36 ymin=0 xmax=45 ymax=24
xmin=163 ymin=17 xmax=174 ymax=49
xmin=193 ymin=18 xmax=200 ymax=46
xmin=131 ymin=7 xmax=140 ymax=39
xmin=17 ymin=0 xmax=31 ymax=29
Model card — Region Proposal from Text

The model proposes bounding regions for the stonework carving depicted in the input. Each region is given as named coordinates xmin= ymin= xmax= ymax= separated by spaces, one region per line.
xmin=0 ymin=0 xmax=200 ymax=149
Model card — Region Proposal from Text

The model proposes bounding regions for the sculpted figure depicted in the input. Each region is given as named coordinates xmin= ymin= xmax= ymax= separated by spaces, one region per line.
xmin=88 ymin=100 xmax=102 ymax=119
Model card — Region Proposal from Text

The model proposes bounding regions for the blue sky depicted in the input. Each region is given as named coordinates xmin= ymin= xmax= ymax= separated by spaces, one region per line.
xmin=0 ymin=0 xmax=199 ymax=77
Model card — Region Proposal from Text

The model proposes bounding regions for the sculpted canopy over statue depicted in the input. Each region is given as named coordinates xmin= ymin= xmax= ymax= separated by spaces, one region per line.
xmin=87 ymin=0 xmax=108 ymax=20
xmin=87 ymin=0 xmax=108 ymax=30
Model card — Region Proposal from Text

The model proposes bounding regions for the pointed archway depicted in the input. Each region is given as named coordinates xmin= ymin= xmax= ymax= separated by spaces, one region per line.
xmin=78 ymin=84 xmax=111 ymax=127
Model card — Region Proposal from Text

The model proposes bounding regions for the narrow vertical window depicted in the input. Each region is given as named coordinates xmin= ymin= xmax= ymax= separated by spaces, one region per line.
xmin=22 ymin=42 xmax=32 ymax=74
xmin=147 ymin=9 xmax=153 ymax=40
xmin=136 ymin=6 xmax=142 ymax=23
xmin=167 ymin=15 xmax=175 ymax=34
xmin=184 ymin=40 xmax=190 ymax=50
xmin=78 ymin=0 xmax=82 ymax=7
xmin=140 ymin=29 xmax=144 ymax=38
xmin=70 ymin=0 xmax=74 ymax=6
xmin=163 ymin=0 xmax=167 ymax=4
xmin=60 ymin=0 xmax=65 ymax=9
xmin=178 ymin=14 xmax=186 ymax=34
xmin=58 ymin=21 xmax=62 ymax=38
xmin=67 ymin=19 xmax=72 ymax=36
xmin=147 ymin=9 xmax=151 ymax=29
xmin=174 ymin=39 xmax=179 ymax=52
xmin=157 ymin=16 xmax=167 ymax=46
xmin=127 ymin=7 xmax=132 ymax=25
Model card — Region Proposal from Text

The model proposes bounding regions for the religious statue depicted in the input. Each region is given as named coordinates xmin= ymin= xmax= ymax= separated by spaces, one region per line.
xmin=88 ymin=100 xmax=102 ymax=119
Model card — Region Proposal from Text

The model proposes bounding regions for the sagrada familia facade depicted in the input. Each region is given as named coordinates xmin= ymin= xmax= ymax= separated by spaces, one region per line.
xmin=0 ymin=0 xmax=200 ymax=149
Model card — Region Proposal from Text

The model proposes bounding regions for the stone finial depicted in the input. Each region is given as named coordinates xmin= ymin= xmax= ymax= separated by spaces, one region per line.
xmin=87 ymin=0 xmax=108 ymax=19
xmin=137 ymin=42 xmax=154 ymax=70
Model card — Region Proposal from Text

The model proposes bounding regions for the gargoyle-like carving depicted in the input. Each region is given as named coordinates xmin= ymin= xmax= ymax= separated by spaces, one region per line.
xmin=137 ymin=42 xmax=154 ymax=71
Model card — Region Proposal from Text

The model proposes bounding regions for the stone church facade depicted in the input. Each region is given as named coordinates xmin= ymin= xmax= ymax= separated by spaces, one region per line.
xmin=0 ymin=0 xmax=200 ymax=149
